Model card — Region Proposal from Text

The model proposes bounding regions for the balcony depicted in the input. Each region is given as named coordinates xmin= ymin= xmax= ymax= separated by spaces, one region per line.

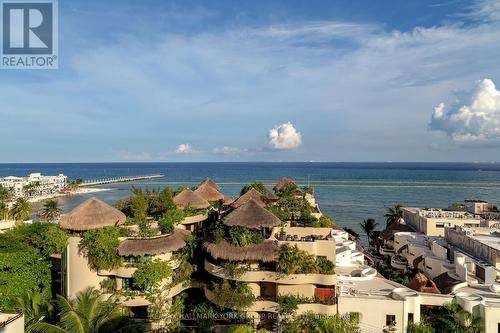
xmin=379 ymin=245 xmax=395 ymax=256
xmin=390 ymin=255 xmax=408 ymax=271
xmin=181 ymin=213 xmax=208 ymax=225
xmin=204 ymin=259 xmax=336 ymax=285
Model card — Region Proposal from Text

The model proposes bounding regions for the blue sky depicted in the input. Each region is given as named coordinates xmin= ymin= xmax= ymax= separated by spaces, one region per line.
xmin=2 ymin=0 xmax=500 ymax=162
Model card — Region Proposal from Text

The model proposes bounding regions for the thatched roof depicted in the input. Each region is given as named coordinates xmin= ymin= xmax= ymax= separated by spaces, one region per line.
xmin=408 ymin=273 xmax=441 ymax=294
xmin=433 ymin=272 xmax=462 ymax=294
xmin=379 ymin=220 xmax=413 ymax=241
xmin=173 ymin=189 xmax=210 ymax=209
xmin=223 ymin=195 xmax=234 ymax=205
xmin=199 ymin=178 xmax=220 ymax=190
xmin=223 ymin=199 xmax=281 ymax=228
xmin=273 ymin=177 xmax=296 ymax=192
xmin=203 ymin=240 xmax=278 ymax=262
xmin=231 ymin=188 xmax=267 ymax=208
xmin=118 ymin=229 xmax=191 ymax=256
xmin=194 ymin=183 xmax=224 ymax=202
xmin=59 ymin=197 xmax=125 ymax=231
xmin=266 ymin=192 xmax=278 ymax=201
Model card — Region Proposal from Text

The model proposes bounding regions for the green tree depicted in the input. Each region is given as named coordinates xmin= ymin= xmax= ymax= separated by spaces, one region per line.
xmin=80 ymin=227 xmax=122 ymax=270
xmin=281 ymin=312 xmax=360 ymax=333
xmin=17 ymin=290 xmax=54 ymax=328
xmin=360 ymin=218 xmax=379 ymax=248
xmin=28 ymin=287 xmax=144 ymax=333
xmin=40 ymin=199 xmax=63 ymax=222
xmin=0 ymin=185 xmax=13 ymax=202
xmin=276 ymin=243 xmax=318 ymax=274
xmin=0 ymin=202 xmax=9 ymax=220
xmin=10 ymin=197 xmax=32 ymax=221
xmin=211 ymin=281 xmax=255 ymax=310
xmin=0 ymin=239 xmax=51 ymax=312
xmin=240 ymin=182 xmax=269 ymax=196
xmin=158 ymin=208 xmax=185 ymax=234
xmin=406 ymin=321 xmax=435 ymax=333
xmin=228 ymin=325 xmax=270 ymax=333
xmin=21 ymin=223 xmax=68 ymax=256
xmin=133 ymin=260 xmax=172 ymax=291
xmin=385 ymin=203 xmax=404 ymax=227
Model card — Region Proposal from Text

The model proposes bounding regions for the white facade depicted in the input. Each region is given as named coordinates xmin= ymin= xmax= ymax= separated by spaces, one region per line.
xmin=0 ymin=173 xmax=67 ymax=200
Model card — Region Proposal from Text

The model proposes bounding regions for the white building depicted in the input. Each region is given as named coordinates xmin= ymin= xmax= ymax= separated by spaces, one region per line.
xmin=0 ymin=173 xmax=67 ymax=200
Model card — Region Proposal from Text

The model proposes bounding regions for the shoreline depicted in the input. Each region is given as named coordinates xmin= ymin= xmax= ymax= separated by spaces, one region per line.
xmin=27 ymin=187 xmax=112 ymax=203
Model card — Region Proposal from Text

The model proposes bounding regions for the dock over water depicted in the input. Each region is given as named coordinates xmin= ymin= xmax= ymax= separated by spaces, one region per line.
xmin=80 ymin=174 xmax=163 ymax=186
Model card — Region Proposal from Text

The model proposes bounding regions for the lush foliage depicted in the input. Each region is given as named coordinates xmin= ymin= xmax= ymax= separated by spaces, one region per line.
xmin=221 ymin=261 xmax=247 ymax=278
xmin=277 ymin=294 xmax=301 ymax=314
xmin=421 ymin=303 xmax=483 ymax=333
xmin=376 ymin=263 xmax=413 ymax=286
xmin=10 ymin=197 xmax=32 ymax=221
xmin=133 ymin=260 xmax=172 ymax=291
xmin=277 ymin=243 xmax=331 ymax=274
xmin=158 ymin=208 xmax=185 ymax=234
xmin=211 ymin=281 xmax=255 ymax=310
xmin=115 ymin=187 xmax=176 ymax=220
xmin=228 ymin=325 xmax=270 ymax=333
xmin=228 ymin=226 xmax=265 ymax=246
xmin=17 ymin=290 xmax=54 ymax=328
xmin=28 ymin=287 xmax=144 ymax=333
xmin=280 ymin=312 xmax=360 ymax=333
xmin=10 ymin=222 xmax=68 ymax=256
xmin=240 ymin=182 xmax=269 ymax=196
xmin=313 ymin=215 xmax=333 ymax=228
xmin=0 ymin=239 xmax=51 ymax=311
xmin=40 ymin=199 xmax=63 ymax=222
xmin=406 ymin=321 xmax=436 ymax=333
xmin=316 ymin=256 xmax=336 ymax=274
xmin=80 ymin=227 xmax=122 ymax=270
xmin=0 ymin=185 xmax=13 ymax=202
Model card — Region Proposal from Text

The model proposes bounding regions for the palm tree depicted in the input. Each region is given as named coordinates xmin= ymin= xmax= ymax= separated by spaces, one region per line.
xmin=17 ymin=290 xmax=54 ymax=328
xmin=9 ymin=198 xmax=32 ymax=221
xmin=28 ymin=287 xmax=143 ymax=333
xmin=40 ymin=199 xmax=63 ymax=222
xmin=0 ymin=202 xmax=9 ymax=221
xmin=360 ymin=219 xmax=379 ymax=248
xmin=0 ymin=185 xmax=13 ymax=202
xmin=385 ymin=204 xmax=404 ymax=227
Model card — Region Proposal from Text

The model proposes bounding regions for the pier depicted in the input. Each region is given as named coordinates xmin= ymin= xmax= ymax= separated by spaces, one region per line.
xmin=80 ymin=174 xmax=164 ymax=186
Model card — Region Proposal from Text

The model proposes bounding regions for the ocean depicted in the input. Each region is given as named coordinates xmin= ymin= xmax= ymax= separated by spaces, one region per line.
xmin=1 ymin=162 xmax=500 ymax=235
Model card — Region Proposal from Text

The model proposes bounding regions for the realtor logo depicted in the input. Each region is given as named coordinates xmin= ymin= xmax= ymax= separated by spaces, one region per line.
xmin=1 ymin=0 xmax=58 ymax=69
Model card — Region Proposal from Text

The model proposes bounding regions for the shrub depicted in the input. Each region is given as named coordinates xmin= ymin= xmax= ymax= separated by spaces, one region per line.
xmin=133 ymin=260 xmax=172 ymax=291
xmin=277 ymin=295 xmax=301 ymax=314
xmin=158 ymin=208 xmax=185 ymax=234
xmin=80 ymin=227 xmax=122 ymax=270
xmin=276 ymin=243 xmax=318 ymax=274
xmin=240 ymin=182 xmax=269 ymax=196
xmin=228 ymin=227 xmax=264 ymax=246
xmin=316 ymin=257 xmax=335 ymax=275
xmin=221 ymin=261 xmax=247 ymax=278
xmin=315 ymin=215 xmax=333 ymax=228
xmin=212 ymin=281 xmax=255 ymax=310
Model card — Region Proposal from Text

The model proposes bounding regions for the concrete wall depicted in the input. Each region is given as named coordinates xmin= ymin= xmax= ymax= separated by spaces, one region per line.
xmin=277 ymin=284 xmax=315 ymax=298
xmin=65 ymin=237 xmax=105 ymax=299
xmin=0 ymin=313 xmax=24 ymax=333
xmin=445 ymin=228 xmax=500 ymax=268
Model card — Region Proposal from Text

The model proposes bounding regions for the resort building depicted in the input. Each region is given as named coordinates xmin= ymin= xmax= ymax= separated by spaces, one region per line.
xmin=402 ymin=206 xmax=482 ymax=236
xmin=0 ymin=313 xmax=24 ymax=333
xmin=58 ymin=197 xmax=192 ymax=324
xmin=172 ymin=189 xmax=210 ymax=232
xmin=0 ymin=173 xmax=67 ymax=201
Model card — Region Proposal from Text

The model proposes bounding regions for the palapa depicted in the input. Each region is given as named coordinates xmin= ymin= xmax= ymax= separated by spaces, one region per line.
xmin=223 ymin=198 xmax=281 ymax=228
xmin=59 ymin=197 xmax=125 ymax=231
xmin=173 ymin=189 xmax=210 ymax=209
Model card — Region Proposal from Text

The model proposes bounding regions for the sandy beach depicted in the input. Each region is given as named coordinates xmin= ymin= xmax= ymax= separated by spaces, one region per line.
xmin=27 ymin=187 xmax=112 ymax=203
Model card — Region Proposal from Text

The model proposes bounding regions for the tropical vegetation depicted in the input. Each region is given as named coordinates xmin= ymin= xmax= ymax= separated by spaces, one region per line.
xmin=360 ymin=218 xmax=379 ymax=247
xmin=10 ymin=197 xmax=32 ymax=221
xmin=80 ymin=227 xmax=122 ymax=270
xmin=280 ymin=312 xmax=360 ymax=333
xmin=133 ymin=259 xmax=172 ymax=291
xmin=240 ymin=182 xmax=269 ymax=196
xmin=385 ymin=203 xmax=404 ymax=227
xmin=211 ymin=280 xmax=255 ymax=310
xmin=276 ymin=243 xmax=335 ymax=275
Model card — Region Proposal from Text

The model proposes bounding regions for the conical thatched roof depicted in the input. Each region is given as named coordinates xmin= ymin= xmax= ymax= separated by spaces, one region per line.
xmin=223 ymin=198 xmax=281 ymax=228
xmin=59 ymin=197 xmax=126 ymax=231
xmin=173 ymin=189 xmax=210 ymax=209
xmin=203 ymin=240 xmax=278 ymax=262
xmin=199 ymin=178 xmax=220 ymax=190
xmin=118 ymin=229 xmax=191 ymax=256
xmin=408 ymin=272 xmax=441 ymax=294
xmin=273 ymin=177 xmax=296 ymax=192
xmin=194 ymin=183 xmax=224 ymax=202
xmin=223 ymin=195 xmax=234 ymax=205
xmin=379 ymin=219 xmax=413 ymax=241
xmin=231 ymin=188 xmax=267 ymax=209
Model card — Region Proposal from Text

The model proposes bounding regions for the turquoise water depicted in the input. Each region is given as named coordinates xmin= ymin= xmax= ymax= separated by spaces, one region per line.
xmin=1 ymin=162 xmax=500 ymax=234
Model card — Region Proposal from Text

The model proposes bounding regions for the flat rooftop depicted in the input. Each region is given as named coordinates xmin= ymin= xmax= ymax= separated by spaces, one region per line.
xmin=470 ymin=233 xmax=500 ymax=252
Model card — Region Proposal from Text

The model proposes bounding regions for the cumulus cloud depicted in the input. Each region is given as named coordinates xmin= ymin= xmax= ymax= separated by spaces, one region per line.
xmin=175 ymin=143 xmax=197 ymax=153
xmin=268 ymin=122 xmax=302 ymax=149
xmin=430 ymin=79 xmax=500 ymax=142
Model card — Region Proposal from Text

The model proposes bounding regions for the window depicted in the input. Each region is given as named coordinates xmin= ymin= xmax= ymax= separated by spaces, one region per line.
xmin=436 ymin=223 xmax=445 ymax=228
xmin=386 ymin=314 xmax=396 ymax=326
xmin=408 ymin=313 xmax=414 ymax=323
xmin=122 ymin=278 xmax=134 ymax=290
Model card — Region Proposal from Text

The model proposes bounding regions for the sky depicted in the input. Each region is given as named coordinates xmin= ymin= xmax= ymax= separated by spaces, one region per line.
xmin=2 ymin=0 xmax=500 ymax=162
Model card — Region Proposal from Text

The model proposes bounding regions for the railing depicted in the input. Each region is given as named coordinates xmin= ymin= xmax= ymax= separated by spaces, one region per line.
xmin=80 ymin=175 xmax=163 ymax=186
xmin=0 ymin=312 xmax=23 ymax=328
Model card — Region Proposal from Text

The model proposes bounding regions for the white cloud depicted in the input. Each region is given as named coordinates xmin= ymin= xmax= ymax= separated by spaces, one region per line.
xmin=430 ymin=79 xmax=500 ymax=142
xmin=175 ymin=143 xmax=197 ymax=153
xmin=268 ymin=122 xmax=302 ymax=149
xmin=212 ymin=146 xmax=243 ymax=154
